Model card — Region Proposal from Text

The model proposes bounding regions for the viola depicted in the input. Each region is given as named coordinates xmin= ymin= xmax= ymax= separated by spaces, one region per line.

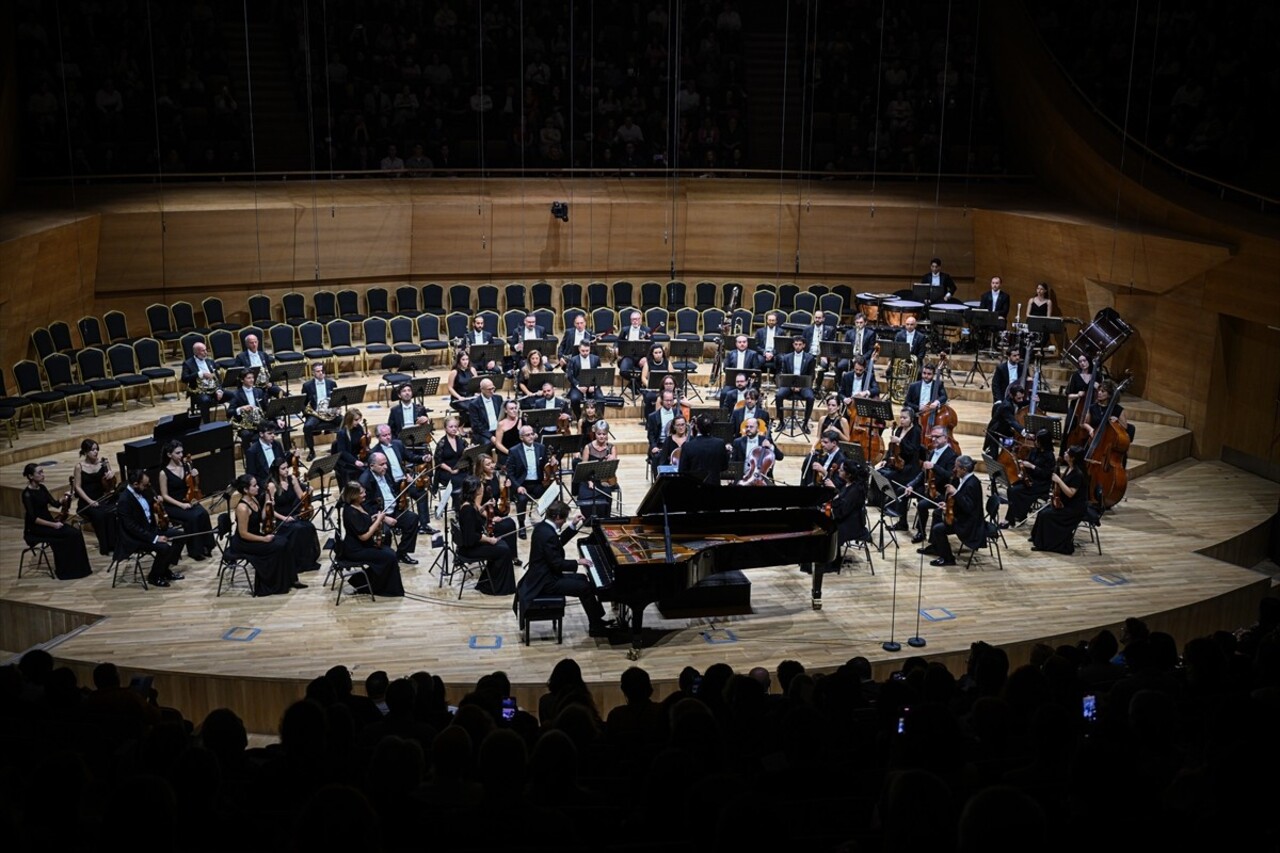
xmin=263 ymin=491 xmax=276 ymax=534
xmin=153 ymin=495 xmax=170 ymax=531
xmin=357 ymin=431 xmax=371 ymax=462
xmin=184 ymin=462 xmax=204 ymax=503
xmin=56 ymin=475 xmax=75 ymax=523
xmin=101 ymin=464 xmax=119 ymax=493
xmin=297 ymin=486 xmax=314 ymax=521
xmin=497 ymin=478 xmax=510 ymax=516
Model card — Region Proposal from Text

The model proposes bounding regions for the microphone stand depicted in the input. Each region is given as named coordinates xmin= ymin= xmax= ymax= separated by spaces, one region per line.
xmin=882 ymin=545 xmax=902 ymax=652
xmin=908 ymin=548 xmax=928 ymax=649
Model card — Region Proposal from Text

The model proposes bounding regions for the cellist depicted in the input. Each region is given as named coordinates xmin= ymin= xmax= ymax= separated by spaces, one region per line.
xmin=1002 ymin=429 xmax=1056 ymax=529
xmin=983 ymin=385 xmax=1029 ymax=457
xmin=902 ymin=427 xmax=958 ymax=544
xmin=730 ymin=417 xmax=783 ymax=481
xmin=905 ymin=362 xmax=949 ymax=429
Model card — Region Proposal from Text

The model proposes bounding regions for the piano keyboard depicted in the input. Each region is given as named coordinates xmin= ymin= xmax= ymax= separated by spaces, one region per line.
xmin=579 ymin=542 xmax=614 ymax=592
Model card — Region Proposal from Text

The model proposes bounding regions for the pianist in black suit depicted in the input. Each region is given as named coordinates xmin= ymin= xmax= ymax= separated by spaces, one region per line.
xmin=514 ymin=499 xmax=614 ymax=637
xmin=677 ymin=414 xmax=729 ymax=486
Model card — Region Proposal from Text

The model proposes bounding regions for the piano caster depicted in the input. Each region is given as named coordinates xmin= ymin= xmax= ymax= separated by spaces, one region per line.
xmin=627 ymin=647 xmax=640 ymax=661
xmin=812 ymin=597 xmax=823 ymax=611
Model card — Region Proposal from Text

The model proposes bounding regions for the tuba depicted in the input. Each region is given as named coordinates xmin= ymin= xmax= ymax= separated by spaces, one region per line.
xmin=887 ymin=355 xmax=918 ymax=403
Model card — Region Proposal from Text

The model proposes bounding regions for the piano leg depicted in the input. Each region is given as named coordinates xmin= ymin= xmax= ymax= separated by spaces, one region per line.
xmin=811 ymin=565 xmax=824 ymax=610
xmin=627 ymin=607 xmax=645 ymax=660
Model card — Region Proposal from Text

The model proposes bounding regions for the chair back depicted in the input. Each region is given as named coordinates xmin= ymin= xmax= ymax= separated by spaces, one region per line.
xmin=49 ymin=321 xmax=78 ymax=353
xmin=640 ymin=281 xmax=662 ymax=310
xmin=104 ymin=310 xmax=131 ymax=342
xmin=613 ymin=280 xmax=635 ymax=309
xmin=78 ymin=316 xmax=106 ymax=349
xmin=31 ymin=327 xmax=56 ymax=362
xmin=586 ymin=281 xmax=609 ymax=310
xmin=666 ymin=280 xmax=687 ymax=310
xmin=146 ymin=303 xmax=174 ymax=336
xmin=530 ymin=281 xmax=553 ymax=310
xmin=282 ymin=292 xmax=307 ymax=325
xmin=365 ymin=287 xmax=390 ymax=317
xmin=313 ymin=290 xmax=338 ymax=324
xmin=106 ymin=343 xmax=139 ymax=376
xmin=560 ymin=282 xmax=584 ymax=312
xmin=248 ymin=294 xmax=273 ymax=326
xmin=503 ymin=283 xmax=527 ymax=311
xmin=448 ymin=284 xmax=472 ymax=314
xmin=395 ymin=285 xmax=419 ymax=315
xmin=134 ymin=337 xmax=166 ymax=369
xmin=476 ymin=285 xmax=500 ymax=313
xmin=421 ymin=283 xmax=445 ymax=315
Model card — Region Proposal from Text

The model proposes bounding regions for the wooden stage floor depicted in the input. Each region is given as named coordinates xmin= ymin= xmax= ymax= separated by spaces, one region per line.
xmin=1 ymin=368 xmax=1276 ymax=731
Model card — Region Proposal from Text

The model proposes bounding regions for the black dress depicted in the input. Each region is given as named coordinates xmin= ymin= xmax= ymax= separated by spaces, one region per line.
xmin=1030 ymin=467 xmax=1088 ymax=554
xmin=272 ymin=478 xmax=323 ymax=572
xmin=76 ymin=464 xmax=118 ymax=555
xmin=456 ymin=502 xmax=515 ymax=595
xmin=1028 ymin=300 xmax=1050 ymax=317
xmin=481 ymin=477 xmax=518 ymax=558
xmin=433 ymin=435 xmax=469 ymax=491
xmin=495 ymin=422 xmax=521 ymax=458
xmin=23 ymin=485 xmax=92 ymax=579
xmin=333 ymin=425 xmax=367 ymax=487
xmin=233 ymin=499 xmax=299 ymax=595
xmin=341 ymin=503 xmax=405 ymax=596
xmin=161 ymin=468 xmax=214 ymax=560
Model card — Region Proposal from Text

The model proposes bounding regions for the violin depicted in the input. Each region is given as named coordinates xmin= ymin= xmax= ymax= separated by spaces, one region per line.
xmin=396 ymin=478 xmax=411 ymax=513
xmin=263 ymin=490 xmax=276 ymax=534
xmin=184 ymin=461 xmax=203 ymax=503
xmin=497 ymin=478 xmax=510 ymax=516
xmin=56 ymin=475 xmax=75 ymax=523
xmin=153 ymin=495 xmax=170 ymax=531
xmin=357 ymin=431 xmax=371 ymax=462
xmin=413 ymin=460 xmax=433 ymax=490
xmin=297 ymin=484 xmax=314 ymax=521
xmin=882 ymin=429 xmax=905 ymax=471
xmin=945 ymin=490 xmax=956 ymax=526
xmin=556 ymin=412 xmax=572 ymax=434
xmin=101 ymin=464 xmax=119 ymax=493
xmin=373 ymin=511 xmax=385 ymax=547
xmin=542 ymin=451 xmax=559 ymax=487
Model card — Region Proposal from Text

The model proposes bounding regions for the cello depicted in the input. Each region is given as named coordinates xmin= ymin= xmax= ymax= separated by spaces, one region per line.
xmin=739 ymin=442 xmax=776 ymax=486
xmin=917 ymin=355 xmax=961 ymax=454
xmin=1083 ymin=374 xmax=1133 ymax=510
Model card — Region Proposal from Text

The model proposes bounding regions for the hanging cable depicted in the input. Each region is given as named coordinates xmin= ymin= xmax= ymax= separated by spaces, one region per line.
xmin=53 ymin=0 xmax=86 ymax=300
xmin=242 ymin=0 xmax=263 ymax=286
xmin=774 ymin=0 xmax=793 ymax=281
xmin=667 ymin=0 xmax=679 ymax=279
xmin=301 ymin=0 xmax=321 ymax=282
xmin=1108 ymin=0 xmax=1145 ymax=292
xmin=930 ymin=0 xmax=956 ymax=254
xmin=321 ymin=0 xmax=337 ymax=216
xmin=959 ymin=0 xmax=983 ymax=216
xmin=795 ymin=0 xmax=821 ymax=275
xmin=145 ymin=0 xmax=167 ymax=293
xmin=869 ymin=0 xmax=888 ymax=211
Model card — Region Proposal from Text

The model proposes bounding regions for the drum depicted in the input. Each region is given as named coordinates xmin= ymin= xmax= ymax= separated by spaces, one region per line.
xmin=931 ymin=302 xmax=968 ymax=345
xmin=856 ymin=292 xmax=882 ymax=323
xmin=1065 ymin=308 xmax=1134 ymax=365
xmin=882 ymin=299 xmax=924 ymax=328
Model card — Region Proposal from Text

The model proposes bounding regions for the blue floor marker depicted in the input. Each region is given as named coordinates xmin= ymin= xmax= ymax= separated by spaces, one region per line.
xmin=222 ymin=627 xmax=260 ymax=642
xmin=469 ymin=635 xmax=503 ymax=649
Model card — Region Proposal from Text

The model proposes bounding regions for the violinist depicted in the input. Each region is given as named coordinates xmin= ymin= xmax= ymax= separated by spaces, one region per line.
xmin=816 ymin=394 xmax=852 ymax=443
xmin=903 ymin=428 xmax=958 ymax=543
xmin=801 ymin=431 xmax=845 ymax=487
xmin=74 ymin=439 xmax=119 ymax=556
xmin=446 ymin=350 xmax=479 ymax=420
xmin=729 ymin=388 xmax=771 ymax=436
xmin=117 ymin=469 xmax=182 ymax=587
xmin=506 ymin=425 xmax=550 ymax=537
xmin=876 ymin=407 xmax=922 ymax=526
xmin=518 ymin=349 xmax=551 ymax=397
xmin=456 ymin=475 xmax=516 ymax=596
xmin=339 ymin=482 xmax=404 ymax=596
xmin=333 ymin=409 xmax=367 ymax=487
xmin=731 ymin=418 xmax=783 ymax=480
xmin=918 ymin=455 xmax=985 ymax=567
xmin=1002 ymin=429 xmax=1056 ymax=529
xmin=370 ymin=423 xmax=432 ymax=531
xmin=477 ymin=453 xmax=520 ymax=557
xmin=158 ymin=440 xmax=214 ymax=561
xmin=433 ymin=416 xmax=469 ymax=492
xmin=1030 ymin=445 xmax=1090 ymax=554
xmin=802 ymin=459 xmax=869 ymax=603
xmin=577 ymin=419 xmax=618 ymax=518
xmin=22 ymin=463 xmax=92 ymax=579
xmin=267 ymin=458 xmax=322 ymax=572
xmin=839 ymin=355 xmax=880 ymax=404
xmin=232 ymin=474 xmax=303 ymax=595
xmin=359 ymin=452 xmax=419 ymax=564
xmin=244 ymin=423 xmax=287 ymax=487
xmin=983 ymin=385 xmax=1028 ymax=457
xmin=904 ymin=361 xmax=948 ymax=421
xmin=647 ymin=390 xmax=682 ymax=474
xmin=492 ymin=400 xmax=524 ymax=458
xmin=577 ymin=401 xmax=602 ymax=450
xmin=639 ymin=342 xmax=673 ymax=416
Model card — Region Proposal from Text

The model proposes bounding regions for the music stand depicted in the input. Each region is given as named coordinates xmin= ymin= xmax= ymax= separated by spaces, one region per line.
xmin=577 ymin=368 xmax=616 ymax=393
xmin=572 ymin=459 xmax=620 ymax=521
xmin=615 ymin=340 xmax=652 ymax=363
xmin=272 ymin=362 xmax=307 ymax=393
xmin=330 ymin=385 xmax=367 ymax=410
xmin=962 ymin=310 xmax=1002 ymax=388
xmin=529 ymin=337 xmax=559 ymax=358
xmin=464 ymin=374 xmax=506 ymax=394
xmin=853 ymin=397 xmax=894 ymax=423
xmin=400 ymin=424 xmax=433 ymax=448
xmin=837 ymin=442 xmax=867 ymax=466
xmin=524 ymin=408 xmax=567 ymax=433
xmin=1026 ymin=316 xmax=1065 ymax=337
xmin=868 ymin=467 xmax=901 ymax=555
xmin=266 ymin=393 xmax=308 ymax=444
xmin=912 ymin=282 xmax=946 ymax=306
xmin=222 ymin=366 xmax=247 ymax=390
xmin=1036 ymin=392 xmax=1069 ymax=415
xmin=722 ymin=461 xmax=744 ymax=482
xmin=396 ymin=354 xmax=432 ymax=377
xmin=468 ymin=344 xmax=505 ymax=372
xmin=409 ymin=377 xmax=440 ymax=401
xmin=689 ymin=406 xmax=726 ymax=427
xmin=775 ymin=373 xmax=814 ymax=438
xmin=722 ymin=367 xmax=762 ymax=389
xmin=928 ymin=308 xmax=965 ymax=351
xmin=306 ymin=452 xmax=341 ymax=531
xmin=541 ymin=433 xmax=583 ymax=460
xmin=1025 ymin=414 xmax=1063 ymax=442
xmin=459 ymin=442 xmax=493 ymax=474
xmin=705 ymin=420 xmax=736 ymax=442
xmin=526 ymin=372 xmax=568 ymax=391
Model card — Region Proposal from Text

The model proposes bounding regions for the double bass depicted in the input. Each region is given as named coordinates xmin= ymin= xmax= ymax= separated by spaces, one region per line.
xmin=1083 ymin=374 xmax=1133 ymax=510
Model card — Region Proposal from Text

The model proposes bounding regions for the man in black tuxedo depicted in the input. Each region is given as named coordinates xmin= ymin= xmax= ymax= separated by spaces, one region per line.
xmin=117 ymin=469 xmax=183 ymax=587
xmin=369 ymin=423 xmax=434 ymax=533
xmin=301 ymin=363 xmax=340 ymax=460
xmin=225 ymin=369 xmax=271 ymax=448
xmin=387 ymin=382 xmax=430 ymax=439
xmin=920 ymin=455 xmax=986 ymax=566
xmin=468 ymin=378 xmax=505 ymax=440
xmin=903 ymin=427 xmax=958 ymax=543
xmin=990 ymin=347 xmax=1024 ymax=404
xmin=836 ymin=313 xmax=878 ymax=387
xmin=839 ymin=356 xmax=880 ymax=403
xmin=510 ymin=313 xmax=548 ymax=366
xmin=920 ymin=257 xmax=957 ymax=302
xmin=801 ymin=430 xmax=845 ymax=486
xmin=566 ymin=341 xmax=604 ymax=417
xmin=719 ymin=372 xmax=751 ymax=412
xmin=244 ymin=423 xmax=287 ymax=484
xmin=617 ymin=310 xmax=650 ymax=392
xmin=754 ymin=311 xmax=785 ymax=377
xmin=557 ymin=313 xmax=594 ymax=368
xmin=894 ymin=316 xmax=928 ymax=362
xmin=522 ymin=382 xmax=570 ymax=432
xmin=233 ymin=333 xmax=281 ymax=398
xmin=514 ymin=499 xmax=613 ymax=637
xmin=181 ymin=341 xmax=224 ymax=424
xmin=774 ymin=336 xmax=817 ymax=429
xmin=803 ymin=309 xmax=836 ymax=382
xmin=729 ymin=388 xmax=771 ymax=436
xmin=678 ymin=414 xmax=729 ymax=485
xmin=905 ymin=362 xmax=949 ymax=418
xmin=360 ymin=452 xmax=420 ymax=564
xmin=730 ymin=417 xmax=783 ymax=471
xmin=463 ymin=315 xmax=499 ymax=372
xmin=978 ymin=275 xmax=1011 ymax=322
xmin=722 ymin=334 xmax=763 ymax=378
xmin=985 ymin=385 xmax=1028 ymax=456
xmin=505 ymin=425 xmax=550 ymax=536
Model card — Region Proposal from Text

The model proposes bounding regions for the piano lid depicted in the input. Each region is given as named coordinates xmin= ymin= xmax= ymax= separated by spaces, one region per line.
xmin=634 ymin=474 xmax=833 ymax=517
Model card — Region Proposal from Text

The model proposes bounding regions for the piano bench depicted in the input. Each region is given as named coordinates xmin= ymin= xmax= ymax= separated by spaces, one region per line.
xmin=519 ymin=595 xmax=566 ymax=645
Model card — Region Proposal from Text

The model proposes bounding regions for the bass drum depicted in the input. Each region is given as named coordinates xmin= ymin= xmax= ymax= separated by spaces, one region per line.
xmin=1065 ymin=308 xmax=1134 ymax=365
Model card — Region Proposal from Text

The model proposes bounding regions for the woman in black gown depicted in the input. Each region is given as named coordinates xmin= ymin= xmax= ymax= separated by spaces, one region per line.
xmin=267 ymin=457 xmax=322 ymax=573
xmin=491 ymin=400 xmax=523 ymax=459
xmin=446 ymin=351 xmax=477 ymax=422
xmin=476 ymin=454 xmax=519 ymax=565
xmin=455 ymin=475 xmax=515 ymax=596
xmin=433 ymin=415 xmax=469 ymax=492
xmin=158 ymin=440 xmax=214 ymax=560
xmin=73 ymin=439 xmax=118 ymax=555
xmin=231 ymin=474 xmax=302 ymax=595
xmin=333 ymin=408 xmax=368 ymax=487
xmin=1030 ymin=445 xmax=1089 ymax=554
xmin=876 ymin=407 xmax=922 ymax=526
xmin=22 ymin=463 xmax=92 ymax=579
xmin=1002 ymin=430 xmax=1056 ymax=528
xmin=339 ymin=482 xmax=405 ymax=596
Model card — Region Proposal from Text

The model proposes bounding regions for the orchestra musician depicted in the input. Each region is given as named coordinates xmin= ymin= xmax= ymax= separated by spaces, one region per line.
xmin=903 ymin=427 xmax=958 ymax=544
xmin=918 ymin=454 xmax=985 ymax=566
xmin=464 ymin=315 xmax=499 ymax=372
xmin=905 ymin=361 xmax=948 ymax=420
xmin=232 ymin=473 xmax=303 ymax=595
xmin=233 ymin=333 xmax=282 ymax=398
xmin=302 ymin=363 xmax=341 ymax=460
xmin=266 ymin=457 xmax=322 ymax=572
xmin=244 ymin=423 xmax=287 ymax=486
xmin=617 ymin=311 xmax=651 ymax=395
xmin=387 ymin=381 xmax=429 ymax=441
xmin=577 ymin=419 xmax=618 ymax=519
xmin=510 ymin=313 xmax=548 ymax=367
xmin=836 ymin=313 xmax=878 ymax=387
xmin=659 ymin=414 xmax=691 ymax=467
xmin=723 ymin=334 xmax=763 ymax=379
xmin=730 ymin=417 xmax=783 ymax=476
xmin=801 ymin=431 xmax=845 ymax=487
xmin=719 ymin=372 xmax=752 ymax=413
xmin=577 ymin=401 xmax=602 ymax=449
xmin=475 ymin=454 xmax=519 ymax=562
xmin=22 ymin=463 xmax=92 ymax=579
xmin=523 ymin=382 xmax=571 ymax=435
xmin=491 ymin=400 xmax=524 ymax=459
xmin=359 ymin=451 xmax=420 ymax=564
xmin=226 ymin=368 xmax=280 ymax=450
xmin=370 ymin=423 xmax=432 ymax=533
xmin=801 ymin=459 xmax=869 ymax=601
xmin=432 ymin=416 xmax=469 ymax=492
xmin=803 ymin=309 xmax=836 ymax=384
xmin=839 ymin=355 xmax=880 ymax=403
xmin=678 ymin=414 xmax=729 ymax=486
xmin=753 ymin=311 xmax=784 ymax=377
xmin=73 ymin=439 xmax=119 ymax=556
xmin=774 ymin=335 xmax=817 ymax=432
xmin=514 ymin=499 xmax=615 ymax=638
xmin=117 ymin=469 xmax=183 ymax=588
xmin=729 ymin=388 xmax=771 ymax=436
xmin=920 ymin=257 xmax=957 ymax=301
xmin=518 ymin=350 xmax=551 ymax=398
xmin=991 ymin=347 xmax=1024 ymax=405
xmin=332 ymin=409 xmax=367 ymax=487
xmin=1026 ymin=281 xmax=1054 ymax=319
xmin=339 ymin=481 xmax=405 ymax=597
xmin=894 ymin=316 xmax=928 ymax=363
xmin=446 ymin=351 xmax=478 ymax=422
xmin=158 ymin=439 xmax=214 ymax=561
xmin=877 ymin=407 xmax=923 ymax=528
xmin=1062 ymin=354 xmax=1095 ymax=442
xmin=984 ymin=385 xmax=1029 ymax=457
xmin=181 ymin=341 xmax=224 ymax=424
xmin=566 ymin=340 xmax=604 ymax=418
xmin=646 ymin=390 xmax=682 ymax=473
xmin=506 ymin=425 xmax=550 ymax=537
xmin=639 ymin=342 xmax=672 ymax=417
xmin=815 ymin=395 xmax=852 ymax=442
xmin=978 ymin=275 xmax=1011 ymax=323
xmin=1002 ymin=429 xmax=1056 ymax=529
xmin=1083 ymin=380 xmax=1129 ymax=437
xmin=556 ymin=314 xmax=594 ymax=369
xmin=467 ymin=378 xmax=505 ymax=442
xmin=1030 ymin=445 xmax=1090 ymax=554
xmin=455 ymin=475 xmax=516 ymax=595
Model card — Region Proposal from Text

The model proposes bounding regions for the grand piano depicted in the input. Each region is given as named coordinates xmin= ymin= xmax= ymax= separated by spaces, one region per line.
xmin=579 ymin=474 xmax=837 ymax=658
